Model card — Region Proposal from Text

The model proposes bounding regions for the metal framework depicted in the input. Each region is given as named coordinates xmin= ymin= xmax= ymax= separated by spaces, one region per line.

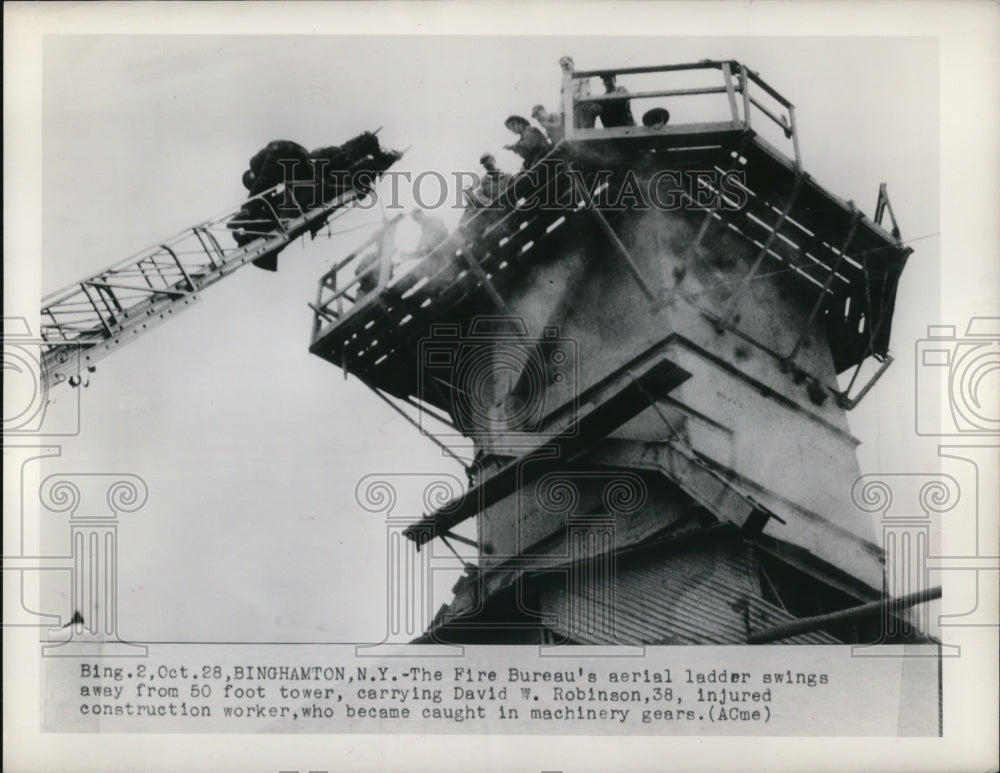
xmin=303 ymin=61 xmax=916 ymax=520
xmin=40 ymin=174 xmax=384 ymax=391
xmin=564 ymin=60 xmax=802 ymax=168
xmin=402 ymin=355 xmax=693 ymax=543
xmin=312 ymin=100 xmax=909 ymax=413
xmin=309 ymin=155 xmax=584 ymax=388
xmin=563 ymin=60 xmax=913 ymax=397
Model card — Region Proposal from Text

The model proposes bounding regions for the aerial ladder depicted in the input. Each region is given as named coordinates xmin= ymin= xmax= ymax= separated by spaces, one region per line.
xmin=36 ymin=132 xmax=402 ymax=392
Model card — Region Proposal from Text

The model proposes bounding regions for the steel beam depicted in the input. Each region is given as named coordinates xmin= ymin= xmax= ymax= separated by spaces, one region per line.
xmin=747 ymin=586 xmax=942 ymax=643
xmin=403 ymin=356 xmax=691 ymax=545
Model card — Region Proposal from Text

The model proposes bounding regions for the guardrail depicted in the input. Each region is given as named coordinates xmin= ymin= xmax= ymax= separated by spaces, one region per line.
xmin=563 ymin=59 xmax=802 ymax=170
xmin=309 ymin=213 xmax=406 ymax=339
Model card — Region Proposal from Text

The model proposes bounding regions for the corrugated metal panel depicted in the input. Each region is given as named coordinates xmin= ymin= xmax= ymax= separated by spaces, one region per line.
xmin=585 ymin=437 xmax=885 ymax=596
xmin=539 ymin=539 xmax=839 ymax=645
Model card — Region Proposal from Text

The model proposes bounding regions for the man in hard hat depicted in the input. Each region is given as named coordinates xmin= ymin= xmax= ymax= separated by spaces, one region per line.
xmin=503 ymin=115 xmax=551 ymax=170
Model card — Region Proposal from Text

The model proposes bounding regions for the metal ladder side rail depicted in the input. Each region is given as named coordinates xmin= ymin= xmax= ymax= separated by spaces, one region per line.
xmin=41 ymin=188 xmax=362 ymax=389
xmin=43 ymin=183 xmax=361 ymax=337
xmin=39 ymin=182 xmax=297 ymax=332
xmin=42 ymin=148 xmax=391 ymax=318
xmin=40 ymin=181 xmax=291 ymax=310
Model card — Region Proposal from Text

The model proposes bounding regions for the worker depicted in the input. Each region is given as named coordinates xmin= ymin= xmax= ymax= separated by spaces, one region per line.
xmin=406 ymin=208 xmax=458 ymax=295
xmin=503 ymin=115 xmax=551 ymax=170
xmin=244 ymin=140 xmax=313 ymax=225
xmin=244 ymin=139 xmax=311 ymax=198
xmin=460 ymin=153 xmax=515 ymax=234
xmin=531 ymin=104 xmax=565 ymax=144
xmin=229 ymin=132 xmax=401 ymax=268
xmin=228 ymin=199 xmax=270 ymax=244
xmin=310 ymin=131 xmax=393 ymax=203
xmin=227 ymin=140 xmax=309 ymax=269
xmin=599 ymin=74 xmax=635 ymax=128
xmin=354 ymin=248 xmax=383 ymax=295
xmin=480 ymin=153 xmax=513 ymax=203
xmin=303 ymin=142 xmax=345 ymax=203
xmin=559 ymin=56 xmax=601 ymax=129
xmin=389 ymin=209 xmax=451 ymax=287
xmin=466 ymin=153 xmax=513 ymax=210
xmin=411 ymin=208 xmax=449 ymax=259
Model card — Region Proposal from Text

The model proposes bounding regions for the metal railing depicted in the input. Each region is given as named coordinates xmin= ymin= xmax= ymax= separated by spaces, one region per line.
xmin=312 ymin=62 xmax=909 ymax=415
xmin=309 ymin=148 xmax=582 ymax=345
xmin=563 ymin=59 xmax=802 ymax=170
xmin=309 ymin=213 xmax=406 ymax=339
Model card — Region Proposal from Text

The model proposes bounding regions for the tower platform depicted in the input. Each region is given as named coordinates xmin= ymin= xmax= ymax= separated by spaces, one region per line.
xmin=310 ymin=61 xmax=909 ymax=402
xmin=308 ymin=61 xmax=917 ymax=645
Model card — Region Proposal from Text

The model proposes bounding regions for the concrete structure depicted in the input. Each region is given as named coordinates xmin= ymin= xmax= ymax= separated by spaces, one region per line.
xmin=309 ymin=60 xmax=915 ymax=644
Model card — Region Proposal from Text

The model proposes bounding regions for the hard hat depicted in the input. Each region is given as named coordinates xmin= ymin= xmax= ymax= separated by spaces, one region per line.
xmin=642 ymin=107 xmax=671 ymax=127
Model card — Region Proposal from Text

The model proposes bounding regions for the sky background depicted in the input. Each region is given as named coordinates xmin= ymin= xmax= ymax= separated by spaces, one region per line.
xmin=22 ymin=32 xmax=968 ymax=643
